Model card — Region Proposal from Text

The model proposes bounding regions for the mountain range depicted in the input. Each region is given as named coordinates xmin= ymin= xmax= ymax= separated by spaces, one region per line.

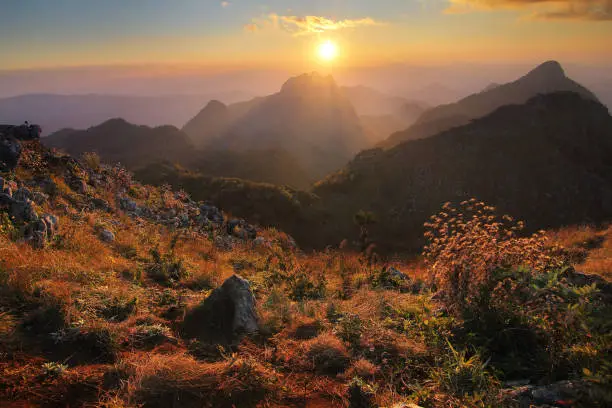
xmin=182 ymin=72 xmax=370 ymax=178
xmin=36 ymin=61 xmax=612 ymax=253
xmin=311 ymin=91 xmax=612 ymax=251
xmin=381 ymin=61 xmax=600 ymax=148
xmin=43 ymin=119 xmax=194 ymax=168
xmin=0 ymin=93 xmax=251 ymax=136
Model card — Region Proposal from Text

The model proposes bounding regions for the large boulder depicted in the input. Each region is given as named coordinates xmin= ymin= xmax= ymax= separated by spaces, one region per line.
xmin=0 ymin=134 xmax=22 ymax=172
xmin=182 ymin=274 xmax=258 ymax=345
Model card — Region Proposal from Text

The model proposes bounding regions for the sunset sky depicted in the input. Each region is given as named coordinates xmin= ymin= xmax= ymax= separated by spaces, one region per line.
xmin=1 ymin=0 xmax=611 ymax=71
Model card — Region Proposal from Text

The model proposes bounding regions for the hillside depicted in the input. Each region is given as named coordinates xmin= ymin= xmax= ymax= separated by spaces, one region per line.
xmin=382 ymin=61 xmax=600 ymax=148
xmin=315 ymin=92 xmax=612 ymax=252
xmin=43 ymin=119 xmax=194 ymax=169
xmin=1 ymin=135 xmax=611 ymax=407
xmin=181 ymin=97 xmax=265 ymax=148
xmin=182 ymin=72 xmax=368 ymax=179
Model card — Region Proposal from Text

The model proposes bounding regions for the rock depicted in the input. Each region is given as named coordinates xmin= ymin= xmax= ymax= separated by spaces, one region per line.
xmin=214 ymin=235 xmax=233 ymax=250
xmin=41 ymin=214 xmax=59 ymax=237
xmin=31 ymin=191 xmax=49 ymax=205
xmin=0 ymin=192 xmax=13 ymax=209
xmin=68 ymin=178 xmax=87 ymax=194
xmin=564 ymin=269 xmax=612 ymax=296
xmin=99 ymin=229 xmax=115 ymax=243
xmin=0 ymin=123 xmax=41 ymax=140
xmin=388 ymin=267 xmax=409 ymax=281
xmin=504 ymin=380 xmax=584 ymax=407
xmin=0 ymin=134 xmax=22 ymax=172
xmin=25 ymin=214 xmax=57 ymax=249
xmin=12 ymin=187 xmax=32 ymax=202
xmin=182 ymin=274 xmax=258 ymax=345
xmin=24 ymin=218 xmax=47 ymax=248
xmin=0 ymin=177 xmax=14 ymax=196
xmin=90 ymin=197 xmax=111 ymax=212
xmin=118 ymin=197 xmax=138 ymax=212
xmin=38 ymin=177 xmax=58 ymax=196
xmin=10 ymin=199 xmax=37 ymax=224
xmin=199 ymin=203 xmax=224 ymax=225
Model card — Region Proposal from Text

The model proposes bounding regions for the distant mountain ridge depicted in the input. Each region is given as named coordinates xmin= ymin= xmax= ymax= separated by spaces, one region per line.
xmin=43 ymin=118 xmax=194 ymax=168
xmin=382 ymin=61 xmax=601 ymax=148
xmin=183 ymin=72 xmax=368 ymax=178
xmin=0 ymin=93 xmax=251 ymax=136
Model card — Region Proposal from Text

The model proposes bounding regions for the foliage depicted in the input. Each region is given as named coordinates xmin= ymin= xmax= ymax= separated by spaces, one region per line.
xmin=424 ymin=199 xmax=565 ymax=314
xmin=146 ymin=235 xmax=190 ymax=285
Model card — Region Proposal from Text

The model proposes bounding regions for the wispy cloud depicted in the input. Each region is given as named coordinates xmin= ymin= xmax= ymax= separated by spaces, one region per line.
xmin=446 ymin=0 xmax=612 ymax=21
xmin=244 ymin=14 xmax=385 ymax=35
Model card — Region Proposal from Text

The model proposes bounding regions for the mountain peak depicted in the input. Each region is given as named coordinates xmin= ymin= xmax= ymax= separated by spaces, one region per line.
xmin=524 ymin=60 xmax=566 ymax=81
xmin=280 ymin=72 xmax=337 ymax=94
xmin=204 ymin=100 xmax=227 ymax=110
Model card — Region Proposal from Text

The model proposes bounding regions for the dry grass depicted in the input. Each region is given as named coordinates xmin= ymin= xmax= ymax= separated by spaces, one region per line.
xmin=2 ymin=144 xmax=612 ymax=407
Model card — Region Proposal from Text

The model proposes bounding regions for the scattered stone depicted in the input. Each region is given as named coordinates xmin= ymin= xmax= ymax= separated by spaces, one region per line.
xmin=90 ymin=197 xmax=111 ymax=212
xmin=0 ymin=134 xmax=22 ymax=172
xmin=10 ymin=198 xmax=37 ymax=224
xmin=25 ymin=214 xmax=58 ymax=249
xmin=0 ymin=177 xmax=14 ymax=196
xmin=182 ymin=274 xmax=258 ymax=345
xmin=0 ymin=192 xmax=13 ymax=209
xmin=99 ymin=229 xmax=115 ymax=243
xmin=13 ymin=187 xmax=32 ymax=202
xmin=118 ymin=196 xmax=138 ymax=212
xmin=388 ymin=267 xmax=409 ymax=281
xmin=214 ymin=235 xmax=233 ymax=250
xmin=31 ymin=191 xmax=49 ymax=205
xmin=504 ymin=380 xmax=586 ymax=408
xmin=199 ymin=203 xmax=224 ymax=225
xmin=38 ymin=177 xmax=58 ymax=196
xmin=68 ymin=177 xmax=87 ymax=194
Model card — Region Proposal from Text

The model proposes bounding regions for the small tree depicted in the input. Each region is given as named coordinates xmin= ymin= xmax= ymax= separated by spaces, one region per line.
xmin=354 ymin=210 xmax=376 ymax=254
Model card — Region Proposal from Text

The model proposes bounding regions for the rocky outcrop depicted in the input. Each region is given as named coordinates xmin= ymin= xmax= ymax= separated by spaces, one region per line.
xmin=0 ymin=179 xmax=58 ymax=248
xmin=0 ymin=134 xmax=22 ymax=172
xmin=0 ymin=123 xmax=42 ymax=141
xmin=182 ymin=274 xmax=258 ymax=345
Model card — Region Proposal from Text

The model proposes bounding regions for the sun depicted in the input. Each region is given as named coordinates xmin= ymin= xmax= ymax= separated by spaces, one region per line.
xmin=317 ymin=40 xmax=338 ymax=62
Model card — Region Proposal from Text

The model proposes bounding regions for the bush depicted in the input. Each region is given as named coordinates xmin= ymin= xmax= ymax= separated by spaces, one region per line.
xmin=287 ymin=270 xmax=326 ymax=301
xmin=424 ymin=199 xmax=564 ymax=315
xmin=146 ymin=236 xmax=190 ymax=285
xmin=430 ymin=342 xmax=498 ymax=399
xmin=424 ymin=200 xmax=612 ymax=383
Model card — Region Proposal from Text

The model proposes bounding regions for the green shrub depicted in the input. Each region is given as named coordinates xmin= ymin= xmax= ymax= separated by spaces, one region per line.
xmin=287 ymin=270 xmax=326 ymax=301
xmin=147 ymin=237 xmax=190 ymax=285
xmin=431 ymin=342 xmax=498 ymax=398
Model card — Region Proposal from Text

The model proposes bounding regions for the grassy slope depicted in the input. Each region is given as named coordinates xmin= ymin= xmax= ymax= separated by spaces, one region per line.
xmin=0 ymin=143 xmax=610 ymax=408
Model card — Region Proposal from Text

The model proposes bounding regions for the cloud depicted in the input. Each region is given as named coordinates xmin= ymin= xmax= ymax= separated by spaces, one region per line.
xmin=245 ymin=14 xmax=384 ymax=36
xmin=446 ymin=0 xmax=612 ymax=20
xmin=221 ymin=1 xmax=230 ymax=8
